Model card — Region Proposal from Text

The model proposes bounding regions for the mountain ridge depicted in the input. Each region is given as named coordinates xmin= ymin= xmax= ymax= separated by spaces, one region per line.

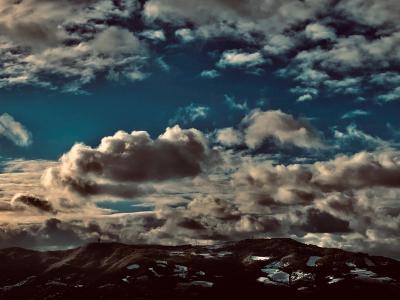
xmin=1 ymin=238 xmax=399 ymax=299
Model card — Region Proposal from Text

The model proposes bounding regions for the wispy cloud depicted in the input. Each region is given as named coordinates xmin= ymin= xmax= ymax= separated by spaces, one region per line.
xmin=0 ymin=113 xmax=32 ymax=147
xmin=169 ymin=103 xmax=210 ymax=125
xmin=341 ymin=109 xmax=370 ymax=119
xmin=217 ymin=50 xmax=266 ymax=69
xmin=224 ymin=95 xmax=249 ymax=112
xmin=200 ymin=69 xmax=220 ymax=79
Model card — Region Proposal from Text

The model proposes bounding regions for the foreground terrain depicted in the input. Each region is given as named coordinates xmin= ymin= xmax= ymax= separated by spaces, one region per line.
xmin=0 ymin=238 xmax=399 ymax=299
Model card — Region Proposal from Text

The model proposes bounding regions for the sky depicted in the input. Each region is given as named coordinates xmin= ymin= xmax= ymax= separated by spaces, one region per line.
xmin=0 ymin=0 xmax=400 ymax=258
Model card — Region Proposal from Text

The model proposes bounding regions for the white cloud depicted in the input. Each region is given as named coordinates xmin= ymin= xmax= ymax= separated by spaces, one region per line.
xmin=200 ymin=69 xmax=220 ymax=79
xmin=217 ymin=50 xmax=266 ymax=69
xmin=370 ymin=72 xmax=400 ymax=85
xmin=0 ymin=113 xmax=32 ymax=146
xmin=263 ymin=34 xmax=297 ymax=55
xmin=341 ymin=109 xmax=370 ymax=119
xmin=333 ymin=124 xmax=391 ymax=151
xmin=1 ymin=129 xmax=400 ymax=258
xmin=324 ymin=77 xmax=362 ymax=95
xmin=224 ymin=95 xmax=249 ymax=112
xmin=42 ymin=125 xmax=219 ymax=199
xmin=0 ymin=159 xmax=56 ymax=204
xmin=335 ymin=0 xmax=400 ymax=31
xmin=290 ymin=86 xmax=319 ymax=96
xmin=90 ymin=27 xmax=142 ymax=55
xmin=377 ymin=87 xmax=400 ymax=102
xmin=144 ymin=0 xmax=329 ymax=43
xmin=243 ymin=109 xmax=324 ymax=149
xmin=215 ymin=127 xmax=243 ymax=147
xmin=297 ymin=94 xmax=313 ymax=102
xmin=175 ymin=28 xmax=196 ymax=43
xmin=140 ymin=29 xmax=166 ymax=42
xmin=169 ymin=103 xmax=210 ymax=125
xmin=305 ymin=23 xmax=336 ymax=41
xmin=0 ymin=1 xmax=146 ymax=91
xmin=156 ymin=57 xmax=170 ymax=72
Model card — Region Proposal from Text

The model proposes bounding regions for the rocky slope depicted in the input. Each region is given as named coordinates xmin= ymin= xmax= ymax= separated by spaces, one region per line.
xmin=0 ymin=238 xmax=399 ymax=299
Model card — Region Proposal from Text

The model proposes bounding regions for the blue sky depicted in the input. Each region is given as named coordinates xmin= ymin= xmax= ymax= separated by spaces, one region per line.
xmin=2 ymin=49 xmax=399 ymax=160
xmin=0 ymin=0 xmax=400 ymax=258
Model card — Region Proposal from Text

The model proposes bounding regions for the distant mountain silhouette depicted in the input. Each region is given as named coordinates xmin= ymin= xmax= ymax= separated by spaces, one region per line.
xmin=0 ymin=238 xmax=399 ymax=299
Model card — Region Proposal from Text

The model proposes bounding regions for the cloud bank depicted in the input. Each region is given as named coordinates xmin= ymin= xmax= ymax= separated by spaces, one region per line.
xmin=0 ymin=115 xmax=398 ymax=259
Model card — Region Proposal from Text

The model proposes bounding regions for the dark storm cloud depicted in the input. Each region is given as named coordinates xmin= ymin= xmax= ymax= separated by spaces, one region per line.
xmin=11 ymin=194 xmax=56 ymax=214
xmin=148 ymin=195 xmax=282 ymax=243
xmin=0 ymin=216 xmax=127 ymax=250
xmin=0 ymin=218 xmax=84 ymax=249
xmin=299 ymin=208 xmax=351 ymax=233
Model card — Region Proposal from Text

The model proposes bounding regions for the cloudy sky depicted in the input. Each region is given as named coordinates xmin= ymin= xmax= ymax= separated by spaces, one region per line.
xmin=0 ymin=0 xmax=400 ymax=258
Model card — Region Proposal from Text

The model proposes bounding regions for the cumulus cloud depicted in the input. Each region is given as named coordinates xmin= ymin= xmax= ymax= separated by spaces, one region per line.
xmin=217 ymin=50 xmax=266 ymax=69
xmin=290 ymin=86 xmax=319 ymax=102
xmin=297 ymin=94 xmax=313 ymax=102
xmin=0 ymin=113 xmax=32 ymax=146
xmin=336 ymin=0 xmax=400 ymax=31
xmin=243 ymin=110 xmax=324 ymax=149
xmin=377 ymin=87 xmax=400 ymax=102
xmin=140 ymin=0 xmax=400 ymax=102
xmin=140 ymin=29 xmax=166 ymax=42
xmin=263 ymin=34 xmax=297 ymax=55
xmin=1 ymin=139 xmax=400 ymax=258
xmin=312 ymin=150 xmax=400 ymax=191
xmin=230 ymin=148 xmax=400 ymax=256
xmin=0 ymin=0 xmax=147 ymax=91
xmin=215 ymin=127 xmax=243 ymax=147
xmin=280 ymin=30 xmax=400 ymax=100
xmin=305 ymin=23 xmax=336 ymax=41
xmin=232 ymin=148 xmax=400 ymax=201
xmin=214 ymin=109 xmax=323 ymax=150
xmin=2 ymin=0 xmax=400 ymax=258
xmin=90 ymin=27 xmax=142 ymax=55
xmin=0 ymin=0 xmax=398 ymax=101
xmin=144 ymin=0 xmax=328 ymax=42
xmin=0 ymin=0 xmax=399 ymax=100
xmin=175 ymin=28 xmax=196 ymax=43
xmin=42 ymin=125 xmax=219 ymax=198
